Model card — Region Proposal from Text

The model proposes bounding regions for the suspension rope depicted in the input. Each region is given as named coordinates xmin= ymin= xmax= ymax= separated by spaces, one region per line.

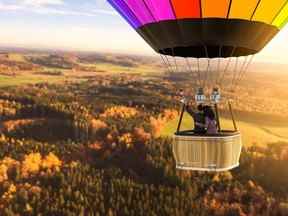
xmin=233 ymin=56 xmax=249 ymax=90
xmin=173 ymin=56 xmax=178 ymax=73
xmin=231 ymin=56 xmax=248 ymax=90
xmin=159 ymin=54 xmax=172 ymax=74
xmin=185 ymin=58 xmax=197 ymax=93
xmin=197 ymin=58 xmax=203 ymax=87
xmin=203 ymin=45 xmax=210 ymax=91
xmin=186 ymin=58 xmax=199 ymax=85
xmin=234 ymin=55 xmax=255 ymax=92
xmin=218 ymin=47 xmax=236 ymax=89
xmin=164 ymin=55 xmax=175 ymax=73
xmin=230 ymin=57 xmax=239 ymax=93
xmin=171 ymin=48 xmax=179 ymax=74
xmin=218 ymin=58 xmax=233 ymax=89
xmin=239 ymin=55 xmax=254 ymax=83
xmin=162 ymin=50 xmax=176 ymax=74
xmin=230 ymin=55 xmax=255 ymax=101
xmin=205 ymin=59 xmax=211 ymax=91
xmin=216 ymin=46 xmax=222 ymax=87
xmin=192 ymin=58 xmax=201 ymax=86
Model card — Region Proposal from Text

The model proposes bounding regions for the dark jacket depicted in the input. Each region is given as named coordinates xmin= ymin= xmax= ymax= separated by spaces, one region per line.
xmin=186 ymin=105 xmax=206 ymax=134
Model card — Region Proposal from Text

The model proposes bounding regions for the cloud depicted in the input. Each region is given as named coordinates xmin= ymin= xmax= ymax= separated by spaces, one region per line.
xmin=94 ymin=0 xmax=111 ymax=9
xmin=92 ymin=9 xmax=117 ymax=16
xmin=0 ymin=0 xmax=116 ymax=16
xmin=0 ymin=3 xmax=22 ymax=11
xmin=27 ymin=7 xmax=116 ymax=17
xmin=20 ymin=0 xmax=64 ymax=6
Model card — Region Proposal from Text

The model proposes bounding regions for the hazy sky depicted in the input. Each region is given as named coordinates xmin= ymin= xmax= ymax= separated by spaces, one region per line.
xmin=0 ymin=0 xmax=287 ymax=63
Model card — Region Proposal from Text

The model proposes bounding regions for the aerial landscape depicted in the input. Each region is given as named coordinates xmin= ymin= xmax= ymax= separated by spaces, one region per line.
xmin=0 ymin=0 xmax=287 ymax=215
xmin=0 ymin=50 xmax=286 ymax=215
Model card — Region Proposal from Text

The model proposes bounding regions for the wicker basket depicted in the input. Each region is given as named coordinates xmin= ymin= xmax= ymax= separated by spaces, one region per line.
xmin=172 ymin=131 xmax=242 ymax=172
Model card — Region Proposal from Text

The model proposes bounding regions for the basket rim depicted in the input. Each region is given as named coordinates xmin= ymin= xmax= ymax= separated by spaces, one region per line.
xmin=176 ymin=163 xmax=240 ymax=172
xmin=174 ymin=130 xmax=241 ymax=138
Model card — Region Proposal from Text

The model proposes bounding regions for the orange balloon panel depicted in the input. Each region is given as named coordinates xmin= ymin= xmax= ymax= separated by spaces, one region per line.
xmin=171 ymin=0 xmax=201 ymax=18
xmin=201 ymin=0 xmax=231 ymax=18
xmin=229 ymin=0 xmax=259 ymax=20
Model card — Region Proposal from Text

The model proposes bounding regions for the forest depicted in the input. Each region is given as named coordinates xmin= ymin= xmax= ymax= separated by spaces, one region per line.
xmin=0 ymin=52 xmax=287 ymax=215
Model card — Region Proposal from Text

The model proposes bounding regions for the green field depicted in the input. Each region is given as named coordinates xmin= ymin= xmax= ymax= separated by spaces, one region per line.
xmin=162 ymin=112 xmax=288 ymax=147
xmin=8 ymin=53 xmax=27 ymax=62
xmin=0 ymin=62 xmax=160 ymax=88
xmin=0 ymin=74 xmax=66 ymax=87
xmin=80 ymin=62 xmax=161 ymax=76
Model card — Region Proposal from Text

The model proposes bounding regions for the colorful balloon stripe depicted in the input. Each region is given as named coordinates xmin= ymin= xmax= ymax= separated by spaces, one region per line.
xmin=124 ymin=0 xmax=155 ymax=25
xmin=252 ymin=0 xmax=287 ymax=24
xmin=273 ymin=1 xmax=288 ymax=28
xmin=108 ymin=0 xmax=288 ymax=29
xmin=229 ymin=0 xmax=259 ymax=20
xmin=171 ymin=0 xmax=201 ymax=18
xmin=107 ymin=0 xmax=141 ymax=28
xmin=201 ymin=0 xmax=231 ymax=18
xmin=144 ymin=0 xmax=175 ymax=21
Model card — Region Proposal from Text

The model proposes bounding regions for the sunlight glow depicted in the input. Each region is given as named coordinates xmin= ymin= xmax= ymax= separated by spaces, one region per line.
xmin=0 ymin=0 xmax=287 ymax=64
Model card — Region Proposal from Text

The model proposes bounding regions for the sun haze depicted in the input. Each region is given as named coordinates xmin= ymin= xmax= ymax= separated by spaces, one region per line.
xmin=0 ymin=0 xmax=287 ymax=63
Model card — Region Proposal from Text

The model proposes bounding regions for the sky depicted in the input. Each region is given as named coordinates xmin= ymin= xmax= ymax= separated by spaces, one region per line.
xmin=0 ymin=0 xmax=287 ymax=64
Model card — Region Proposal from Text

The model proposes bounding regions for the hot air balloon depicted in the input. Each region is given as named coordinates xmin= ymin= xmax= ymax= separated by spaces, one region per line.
xmin=108 ymin=0 xmax=288 ymax=171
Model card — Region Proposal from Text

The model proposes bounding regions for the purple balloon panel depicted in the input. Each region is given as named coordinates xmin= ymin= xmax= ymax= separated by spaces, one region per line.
xmin=124 ymin=0 xmax=155 ymax=25
xmin=108 ymin=0 xmax=141 ymax=28
xmin=143 ymin=0 xmax=175 ymax=21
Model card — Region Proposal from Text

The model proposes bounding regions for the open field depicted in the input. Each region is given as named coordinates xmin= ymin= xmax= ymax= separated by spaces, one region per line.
xmin=0 ymin=63 xmax=160 ymax=88
xmin=162 ymin=112 xmax=288 ymax=147
xmin=80 ymin=62 xmax=159 ymax=76
xmin=0 ymin=74 xmax=67 ymax=87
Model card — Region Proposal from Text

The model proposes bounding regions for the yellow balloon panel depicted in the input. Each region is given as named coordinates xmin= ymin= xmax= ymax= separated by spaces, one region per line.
xmin=201 ymin=0 xmax=230 ymax=18
xmin=272 ymin=2 xmax=288 ymax=28
xmin=252 ymin=0 xmax=287 ymax=24
xmin=229 ymin=0 xmax=259 ymax=20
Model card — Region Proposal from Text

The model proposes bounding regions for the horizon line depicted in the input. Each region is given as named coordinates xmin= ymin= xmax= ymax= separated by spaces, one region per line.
xmin=0 ymin=44 xmax=287 ymax=66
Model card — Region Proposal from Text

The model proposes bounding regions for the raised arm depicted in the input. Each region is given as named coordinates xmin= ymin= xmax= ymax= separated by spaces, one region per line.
xmin=185 ymin=104 xmax=195 ymax=117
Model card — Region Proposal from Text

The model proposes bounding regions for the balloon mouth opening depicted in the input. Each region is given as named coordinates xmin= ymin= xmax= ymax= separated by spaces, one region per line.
xmin=137 ymin=18 xmax=279 ymax=58
xmin=159 ymin=46 xmax=257 ymax=58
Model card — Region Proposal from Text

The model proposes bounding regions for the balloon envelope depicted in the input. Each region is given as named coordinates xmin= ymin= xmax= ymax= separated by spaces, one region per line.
xmin=108 ymin=0 xmax=288 ymax=58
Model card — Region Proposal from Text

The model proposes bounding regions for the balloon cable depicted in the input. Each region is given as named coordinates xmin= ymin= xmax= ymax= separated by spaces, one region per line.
xmin=233 ymin=56 xmax=249 ymax=91
xmin=234 ymin=55 xmax=255 ymax=92
xmin=216 ymin=46 xmax=222 ymax=87
xmin=171 ymin=48 xmax=179 ymax=73
xmin=203 ymin=45 xmax=210 ymax=91
xmin=164 ymin=55 xmax=175 ymax=73
xmin=159 ymin=54 xmax=171 ymax=74
xmin=185 ymin=58 xmax=198 ymax=93
xmin=197 ymin=58 xmax=202 ymax=87
xmin=230 ymin=57 xmax=239 ymax=93
xmin=218 ymin=47 xmax=236 ymax=89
